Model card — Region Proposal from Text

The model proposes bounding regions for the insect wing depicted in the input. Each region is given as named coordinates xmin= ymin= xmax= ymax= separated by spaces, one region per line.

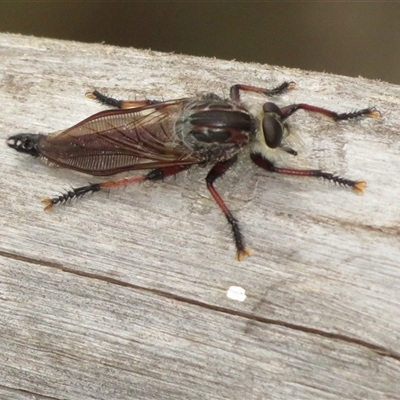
xmin=36 ymin=98 xmax=200 ymax=175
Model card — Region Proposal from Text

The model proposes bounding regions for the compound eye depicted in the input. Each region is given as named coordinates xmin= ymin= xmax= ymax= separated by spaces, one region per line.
xmin=263 ymin=102 xmax=283 ymax=117
xmin=262 ymin=115 xmax=283 ymax=148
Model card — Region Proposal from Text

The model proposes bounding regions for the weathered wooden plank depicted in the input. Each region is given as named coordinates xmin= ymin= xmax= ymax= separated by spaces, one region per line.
xmin=1 ymin=257 xmax=399 ymax=400
xmin=1 ymin=33 xmax=400 ymax=399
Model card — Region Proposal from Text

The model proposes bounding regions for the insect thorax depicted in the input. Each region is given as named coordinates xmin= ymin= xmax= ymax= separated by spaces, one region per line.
xmin=175 ymin=96 xmax=256 ymax=162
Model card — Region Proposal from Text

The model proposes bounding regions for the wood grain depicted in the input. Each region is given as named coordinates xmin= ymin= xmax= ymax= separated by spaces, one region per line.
xmin=1 ymin=33 xmax=399 ymax=400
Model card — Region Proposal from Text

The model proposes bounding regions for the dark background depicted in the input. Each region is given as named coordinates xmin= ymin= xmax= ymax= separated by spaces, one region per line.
xmin=2 ymin=2 xmax=400 ymax=85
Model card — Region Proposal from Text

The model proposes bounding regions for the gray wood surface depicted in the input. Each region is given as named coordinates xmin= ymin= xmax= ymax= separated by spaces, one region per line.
xmin=1 ymin=33 xmax=399 ymax=400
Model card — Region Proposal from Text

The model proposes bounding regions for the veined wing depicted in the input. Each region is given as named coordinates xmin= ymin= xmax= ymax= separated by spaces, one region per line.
xmin=36 ymin=98 xmax=201 ymax=175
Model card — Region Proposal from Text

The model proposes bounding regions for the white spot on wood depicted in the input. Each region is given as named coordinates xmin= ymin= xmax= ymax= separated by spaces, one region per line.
xmin=227 ymin=286 xmax=247 ymax=302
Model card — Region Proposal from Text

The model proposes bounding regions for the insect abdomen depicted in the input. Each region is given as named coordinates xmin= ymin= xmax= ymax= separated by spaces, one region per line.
xmin=7 ymin=133 xmax=42 ymax=157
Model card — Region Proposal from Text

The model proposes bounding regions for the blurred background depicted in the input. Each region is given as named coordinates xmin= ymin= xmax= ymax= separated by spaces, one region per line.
xmin=1 ymin=2 xmax=400 ymax=85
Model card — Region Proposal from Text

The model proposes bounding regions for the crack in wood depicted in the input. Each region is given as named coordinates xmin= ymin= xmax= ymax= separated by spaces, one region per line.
xmin=0 ymin=383 xmax=63 ymax=400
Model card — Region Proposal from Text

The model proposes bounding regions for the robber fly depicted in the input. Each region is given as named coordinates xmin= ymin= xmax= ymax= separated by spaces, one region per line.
xmin=7 ymin=81 xmax=379 ymax=260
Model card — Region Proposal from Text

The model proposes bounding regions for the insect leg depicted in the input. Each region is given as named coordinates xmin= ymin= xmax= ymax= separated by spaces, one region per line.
xmin=230 ymin=81 xmax=296 ymax=102
xmin=279 ymin=103 xmax=380 ymax=121
xmin=205 ymin=156 xmax=251 ymax=261
xmin=42 ymin=164 xmax=192 ymax=211
xmin=250 ymin=153 xmax=366 ymax=194
xmin=86 ymin=90 xmax=161 ymax=109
